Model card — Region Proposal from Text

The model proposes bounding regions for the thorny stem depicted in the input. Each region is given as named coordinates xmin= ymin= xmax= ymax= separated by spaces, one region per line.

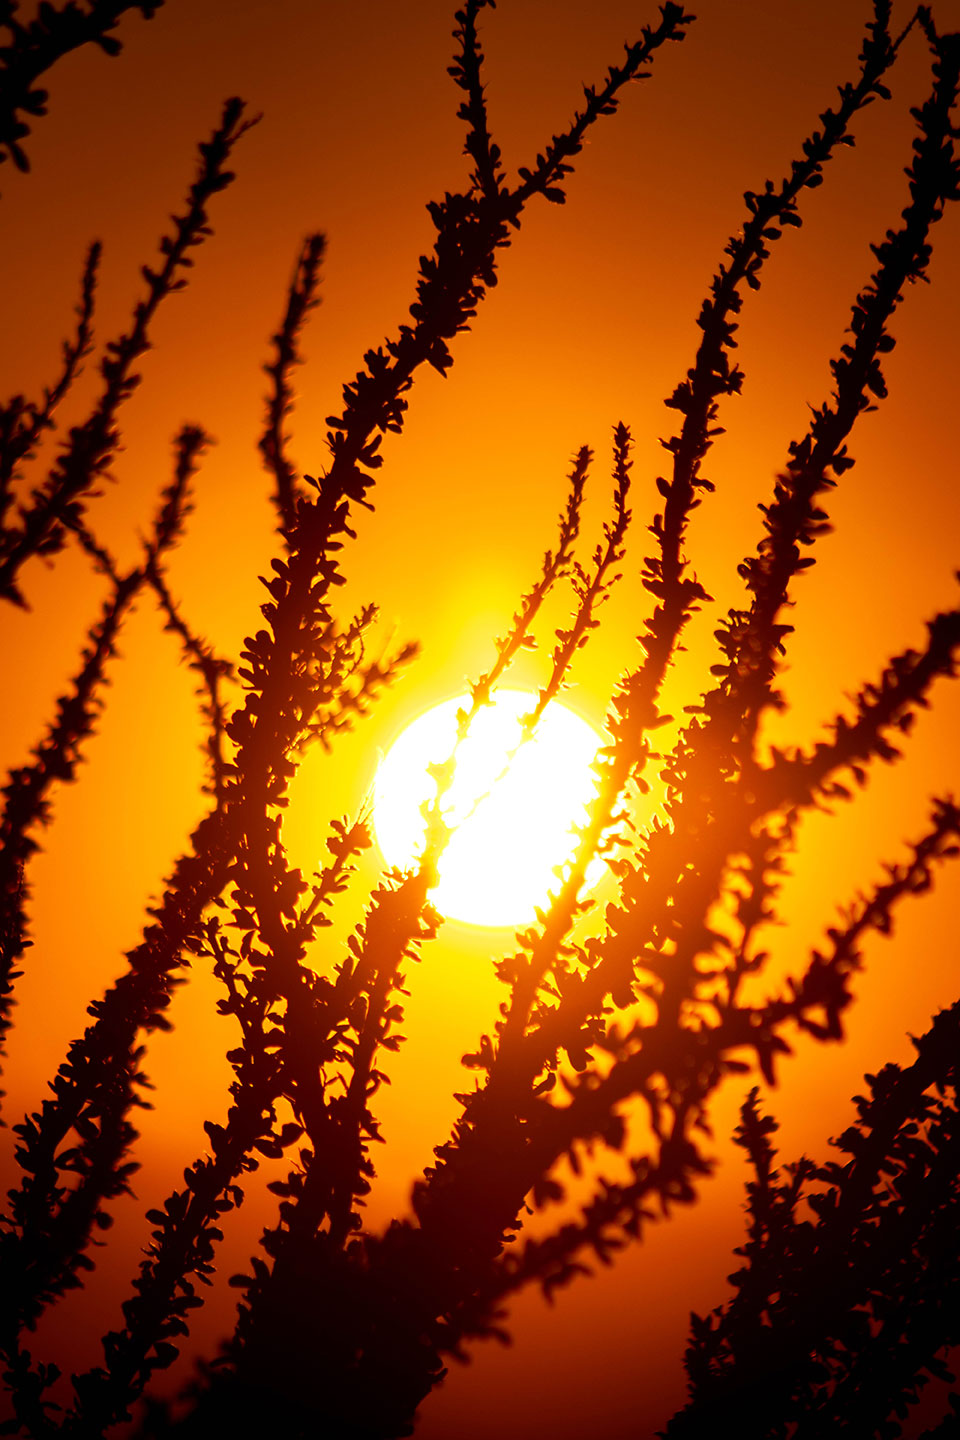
xmin=260 ymin=234 xmax=326 ymax=539
xmin=0 ymin=98 xmax=256 ymax=605
xmin=0 ymin=431 xmax=225 ymax=1325
xmin=0 ymin=0 xmax=162 ymax=172
xmin=0 ymin=569 xmax=141 ymax=1084
xmin=422 ymin=0 xmax=916 ymax=1228
xmin=664 ymin=998 xmax=960 ymax=1438
xmin=380 ymin=35 xmax=960 ymax=1391
xmin=715 ymin=22 xmax=960 ymax=753
xmin=450 ymin=0 xmax=503 ymax=201
xmin=0 ymin=427 xmax=210 ymax=1103
xmin=11 ymin=8 xmax=960 ymax=1439
xmin=0 ymin=240 xmax=100 ymax=521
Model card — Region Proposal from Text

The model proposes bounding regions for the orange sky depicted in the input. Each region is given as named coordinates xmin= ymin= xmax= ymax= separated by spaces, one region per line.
xmin=3 ymin=2 xmax=960 ymax=1436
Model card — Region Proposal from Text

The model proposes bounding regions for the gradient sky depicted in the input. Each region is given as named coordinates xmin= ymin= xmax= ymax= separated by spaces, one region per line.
xmin=2 ymin=1 xmax=960 ymax=1436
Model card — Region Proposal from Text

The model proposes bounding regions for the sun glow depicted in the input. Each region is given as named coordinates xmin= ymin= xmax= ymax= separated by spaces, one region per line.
xmin=373 ymin=691 xmax=606 ymax=927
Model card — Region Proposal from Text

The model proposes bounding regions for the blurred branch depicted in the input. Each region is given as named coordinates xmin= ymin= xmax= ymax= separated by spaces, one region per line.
xmin=0 ymin=239 xmax=100 ymax=527
xmin=0 ymin=97 xmax=256 ymax=605
xmin=303 ymin=608 xmax=419 ymax=755
xmin=0 ymin=566 xmax=141 ymax=1096
xmin=259 ymin=234 xmax=325 ymax=539
xmin=465 ymin=443 xmax=589 ymax=721
xmin=145 ymin=424 xmax=235 ymax=807
xmin=523 ymin=423 xmax=632 ymax=736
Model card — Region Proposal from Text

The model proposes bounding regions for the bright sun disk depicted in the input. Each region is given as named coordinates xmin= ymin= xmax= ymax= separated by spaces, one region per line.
xmin=373 ymin=690 xmax=606 ymax=927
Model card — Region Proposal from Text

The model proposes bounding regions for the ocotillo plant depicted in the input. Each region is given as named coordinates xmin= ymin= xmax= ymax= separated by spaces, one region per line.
xmin=1 ymin=2 xmax=959 ymax=1438
xmin=666 ymin=982 xmax=960 ymax=1438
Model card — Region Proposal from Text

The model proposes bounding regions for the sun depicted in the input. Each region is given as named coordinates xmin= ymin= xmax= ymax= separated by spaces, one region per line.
xmin=372 ymin=690 xmax=606 ymax=927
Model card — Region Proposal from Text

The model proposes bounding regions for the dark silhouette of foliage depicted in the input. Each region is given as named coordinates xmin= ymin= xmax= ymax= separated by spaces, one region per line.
xmin=259 ymin=233 xmax=326 ymax=540
xmin=0 ymin=422 xmax=212 ymax=1083
xmin=666 ymin=948 xmax=960 ymax=1438
xmin=1 ymin=2 xmax=959 ymax=1438
xmin=0 ymin=239 xmax=99 ymax=527
xmin=0 ymin=1 xmax=162 ymax=174
xmin=0 ymin=95 xmax=256 ymax=605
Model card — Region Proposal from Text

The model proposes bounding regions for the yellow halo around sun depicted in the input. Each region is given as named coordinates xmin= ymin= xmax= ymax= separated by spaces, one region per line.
xmin=372 ymin=690 xmax=606 ymax=928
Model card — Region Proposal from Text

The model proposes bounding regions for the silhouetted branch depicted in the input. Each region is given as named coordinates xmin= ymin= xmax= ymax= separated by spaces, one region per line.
xmin=448 ymin=6 xmax=914 ymax=1159
xmin=6 ymin=6 xmax=960 ymax=1438
xmin=226 ymin=463 xmax=613 ymax=1372
xmin=534 ymin=592 xmax=960 ymax=1112
xmin=0 ymin=426 xmax=209 ymax=1121
xmin=761 ymin=605 xmax=960 ymax=813
xmin=635 ymin=0 xmax=905 ymax=745
xmin=464 ymin=443 xmax=588 ymax=723
xmin=716 ymin=813 xmax=798 ymax=1012
xmin=293 ymin=811 xmax=372 ymax=944
xmin=764 ymin=795 xmax=960 ymax=1045
xmin=58 ymin=813 xmax=376 ymax=1439
xmin=0 ymin=459 xmax=227 ymax=1354
xmin=419 ymin=443 xmax=590 ymax=861
xmin=144 ymin=426 xmax=235 ymax=805
xmin=259 ymin=234 xmax=325 ymax=538
xmin=0 ymin=567 xmax=140 ymax=1093
xmin=664 ymin=1000 xmax=960 ymax=1439
xmin=147 ymin=558 xmax=234 ymax=805
xmin=483 ymin=1127 xmax=711 ymax=1314
xmin=150 ymin=423 xmax=205 ymax=554
xmin=390 ymin=792 xmax=960 ymax=1396
xmin=457 ymin=427 xmax=634 ymax=1102
xmin=444 ymin=431 xmax=630 ymax=1002
xmin=510 ymin=3 xmax=693 ymax=210
xmin=304 ymin=613 xmax=419 ymax=755
xmin=62 ymin=513 xmax=124 ymax=583
xmin=0 ymin=240 xmax=100 ymax=528
xmin=213 ymin=440 xmax=626 ymax=1425
xmin=0 ymin=802 xmax=231 ymax=1343
xmin=0 ymin=1337 xmax=62 ymax=1438
xmin=1 ymin=7 xmax=653 ymax=1337
xmin=0 ymin=0 xmax=161 ymax=173
xmin=523 ymin=423 xmax=632 ymax=736
xmin=713 ymin=24 xmax=960 ymax=742
xmin=449 ymin=0 xmax=503 ymax=200
xmin=0 ymin=97 xmax=256 ymax=605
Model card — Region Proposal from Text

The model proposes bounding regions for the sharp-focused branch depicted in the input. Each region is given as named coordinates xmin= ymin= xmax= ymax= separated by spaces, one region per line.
xmin=0 ymin=0 xmax=162 ymax=173
xmin=664 ymin=998 xmax=960 ymax=1439
xmin=449 ymin=0 xmax=504 ymax=200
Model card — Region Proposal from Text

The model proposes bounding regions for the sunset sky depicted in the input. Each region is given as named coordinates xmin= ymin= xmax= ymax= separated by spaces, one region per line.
xmin=3 ymin=1 xmax=960 ymax=1435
